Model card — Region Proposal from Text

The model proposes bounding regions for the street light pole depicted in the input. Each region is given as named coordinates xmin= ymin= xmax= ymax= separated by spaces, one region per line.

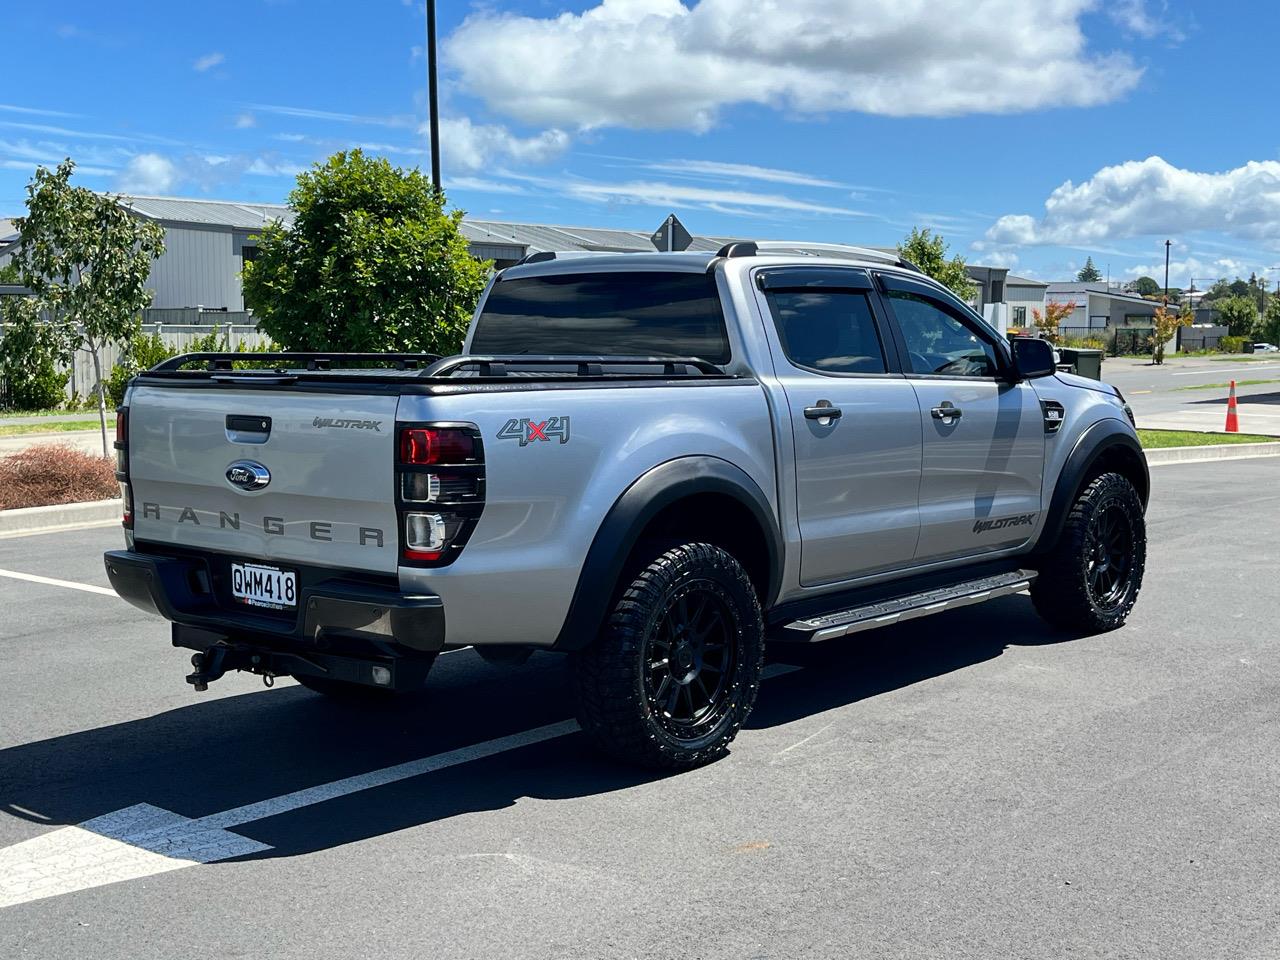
xmin=1163 ymin=239 xmax=1171 ymax=308
xmin=425 ymin=0 xmax=442 ymax=194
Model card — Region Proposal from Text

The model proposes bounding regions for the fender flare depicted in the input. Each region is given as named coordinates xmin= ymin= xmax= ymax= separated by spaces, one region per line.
xmin=552 ymin=456 xmax=783 ymax=651
xmin=1038 ymin=419 xmax=1149 ymax=551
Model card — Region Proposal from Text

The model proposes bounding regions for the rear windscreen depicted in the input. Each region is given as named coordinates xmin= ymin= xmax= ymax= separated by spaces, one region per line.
xmin=471 ymin=271 xmax=731 ymax=363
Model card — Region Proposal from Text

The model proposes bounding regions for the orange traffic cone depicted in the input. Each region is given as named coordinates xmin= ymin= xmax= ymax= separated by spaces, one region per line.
xmin=1225 ymin=380 xmax=1239 ymax=433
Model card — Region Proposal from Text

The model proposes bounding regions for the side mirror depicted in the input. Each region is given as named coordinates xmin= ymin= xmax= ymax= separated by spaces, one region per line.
xmin=1010 ymin=337 xmax=1056 ymax=379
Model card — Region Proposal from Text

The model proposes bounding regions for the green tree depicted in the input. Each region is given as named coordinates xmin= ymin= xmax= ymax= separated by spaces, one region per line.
xmin=1151 ymin=304 xmax=1192 ymax=365
xmin=243 ymin=150 xmax=490 ymax=356
xmin=1212 ymin=295 xmax=1259 ymax=338
xmin=897 ymin=227 xmax=974 ymax=301
xmin=0 ymin=260 xmax=19 ymax=285
xmin=1257 ymin=293 xmax=1280 ymax=347
xmin=1076 ymin=257 xmax=1102 ymax=282
xmin=4 ymin=159 xmax=165 ymax=454
xmin=1133 ymin=276 xmax=1160 ymax=296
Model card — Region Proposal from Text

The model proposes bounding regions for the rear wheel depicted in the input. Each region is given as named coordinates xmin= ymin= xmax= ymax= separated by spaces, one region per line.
xmin=1032 ymin=471 xmax=1146 ymax=632
xmin=573 ymin=543 xmax=764 ymax=769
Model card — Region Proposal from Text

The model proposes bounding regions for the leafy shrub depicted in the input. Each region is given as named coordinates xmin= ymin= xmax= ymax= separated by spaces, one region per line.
xmin=106 ymin=322 xmax=177 ymax=406
xmin=0 ymin=298 xmax=74 ymax=411
xmin=1219 ymin=335 xmax=1247 ymax=354
xmin=0 ymin=444 xmax=118 ymax=510
xmin=1060 ymin=336 xmax=1107 ymax=351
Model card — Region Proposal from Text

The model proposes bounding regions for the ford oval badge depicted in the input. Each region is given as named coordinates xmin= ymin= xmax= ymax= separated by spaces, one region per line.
xmin=226 ymin=460 xmax=271 ymax=491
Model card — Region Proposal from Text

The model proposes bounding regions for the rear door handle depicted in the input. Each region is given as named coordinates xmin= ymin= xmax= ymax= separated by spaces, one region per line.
xmin=804 ymin=402 xmax=843 ymax=421
xmin=931 ymin=403 xmax=963 ymax=421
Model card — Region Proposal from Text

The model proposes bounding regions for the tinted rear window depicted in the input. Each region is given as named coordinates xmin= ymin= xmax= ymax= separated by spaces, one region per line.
xmin=471 ymin=272 xmax=730 ymax=363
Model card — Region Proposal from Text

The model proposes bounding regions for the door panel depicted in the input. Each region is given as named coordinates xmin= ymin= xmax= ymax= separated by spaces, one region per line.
xmin=909 ymin=379 xmax=1045 ymax=561
xmin=785 ymin=377 xmax=924 ymax=584
xmin=754 ymin=272 xmax=923 ymax=587
xmin=875 ymin=274 xmax=1046 ymax=564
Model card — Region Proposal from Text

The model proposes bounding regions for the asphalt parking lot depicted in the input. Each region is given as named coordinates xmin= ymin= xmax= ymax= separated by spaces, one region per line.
xmin=1 ymin=457 xmax=1278 ymax=960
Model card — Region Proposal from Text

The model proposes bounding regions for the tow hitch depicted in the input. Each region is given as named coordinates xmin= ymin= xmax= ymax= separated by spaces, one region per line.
xmin=185 ymin=644 xmax=285 ymax=691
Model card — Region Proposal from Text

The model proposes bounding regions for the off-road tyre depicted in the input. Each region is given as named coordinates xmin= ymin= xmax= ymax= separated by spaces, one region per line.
xmin=1031 ymin=471 xmax=1146 ymax=633
xmin=573 ymin=543 xmax=765 ymax=769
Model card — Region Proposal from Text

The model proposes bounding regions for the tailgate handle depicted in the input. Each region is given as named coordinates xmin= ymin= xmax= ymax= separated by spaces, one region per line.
xmin=226 ymin=415 xmax=272 ymax=444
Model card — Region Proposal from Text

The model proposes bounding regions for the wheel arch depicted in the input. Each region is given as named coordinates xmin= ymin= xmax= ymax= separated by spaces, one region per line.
xmin=552 ymin=456 xmax=782 ymax=651
xmin=1038 ymin=419 xmax=1149 ymax=553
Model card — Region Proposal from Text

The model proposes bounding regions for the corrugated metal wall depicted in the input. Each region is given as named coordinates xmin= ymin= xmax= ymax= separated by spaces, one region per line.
xmin=147 ymin=226 xmax=246 ymax=310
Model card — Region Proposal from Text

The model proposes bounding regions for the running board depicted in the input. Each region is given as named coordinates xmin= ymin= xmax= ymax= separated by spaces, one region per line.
xmin=779 ymin=570 xmax=1037 ymax=643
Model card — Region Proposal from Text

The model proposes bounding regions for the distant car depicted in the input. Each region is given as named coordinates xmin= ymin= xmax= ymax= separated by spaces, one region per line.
xmin=1254 ymin=343 xmax=1279 ymax=353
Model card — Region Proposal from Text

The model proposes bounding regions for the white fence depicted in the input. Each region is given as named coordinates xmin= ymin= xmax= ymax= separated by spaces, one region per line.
xmin=1 ymin=323 xmax=270 ymax=404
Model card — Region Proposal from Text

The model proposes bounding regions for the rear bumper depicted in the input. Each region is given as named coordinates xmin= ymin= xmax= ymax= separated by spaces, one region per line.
xmin=103 ymin=549 xmax=445 ymax=657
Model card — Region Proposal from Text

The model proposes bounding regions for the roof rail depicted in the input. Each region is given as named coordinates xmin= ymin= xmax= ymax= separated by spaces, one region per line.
xmin=514 ymin=250 xmax=621 ymax=266
xmin=715 ymin=240 xmax=920 ymax=271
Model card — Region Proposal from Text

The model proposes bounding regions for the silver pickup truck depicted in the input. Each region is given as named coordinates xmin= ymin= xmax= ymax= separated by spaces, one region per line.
xmin=105 ymin=241 xmax=1149 ymax=768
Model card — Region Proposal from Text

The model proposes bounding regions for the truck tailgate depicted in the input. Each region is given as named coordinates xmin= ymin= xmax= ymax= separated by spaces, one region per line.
xmin=128 ymin=384 xmax=399 ymax=574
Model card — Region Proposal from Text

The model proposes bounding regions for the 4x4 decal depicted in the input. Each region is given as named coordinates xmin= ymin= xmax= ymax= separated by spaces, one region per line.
xmin=497 ymin=416 xmax=571 ymax=446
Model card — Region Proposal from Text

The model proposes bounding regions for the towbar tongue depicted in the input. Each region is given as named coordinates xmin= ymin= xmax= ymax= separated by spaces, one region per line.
xmin=186 ymin=645 xmax=230 ymax=692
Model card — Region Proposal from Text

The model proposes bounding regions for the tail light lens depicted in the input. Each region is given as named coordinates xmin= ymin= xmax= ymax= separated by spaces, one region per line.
xmin=396 ymin=424 xmax=484 ymax=567
xmin=400 ymin=427 xmax=476 ymax=465
xmin=115 ymin=408 xmax=132 ymax=528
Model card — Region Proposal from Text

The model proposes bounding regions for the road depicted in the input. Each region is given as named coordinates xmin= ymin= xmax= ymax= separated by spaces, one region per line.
xmin=1104 ymin=355 xmax=1280 ymax=435
xmin=1 ymin=458 xmax=1279 ymax=959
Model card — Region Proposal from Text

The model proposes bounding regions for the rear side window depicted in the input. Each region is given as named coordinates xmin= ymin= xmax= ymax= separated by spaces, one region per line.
xmin=766 ymin=290 xmax=887 ymax=374
xmin=472 ymin=272 xmax=730 ymax=363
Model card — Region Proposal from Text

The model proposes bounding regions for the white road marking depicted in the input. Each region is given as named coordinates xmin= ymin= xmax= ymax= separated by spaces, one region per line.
xmin=0 ymin=567 xmax=116 ymax=597
xmin=0 ymin=662 xmax=802 ymax=909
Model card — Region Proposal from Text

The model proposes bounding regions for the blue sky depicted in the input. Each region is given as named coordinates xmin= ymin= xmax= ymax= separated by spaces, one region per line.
xmin=4 ymin=0 xmax=1278 ymax=286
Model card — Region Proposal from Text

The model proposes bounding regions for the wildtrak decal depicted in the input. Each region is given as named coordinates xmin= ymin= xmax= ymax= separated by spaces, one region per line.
xmin=312 ymin=417 xmax=383 ymax=432
xmin=974 ymin=514 xmax=1036 ymax=534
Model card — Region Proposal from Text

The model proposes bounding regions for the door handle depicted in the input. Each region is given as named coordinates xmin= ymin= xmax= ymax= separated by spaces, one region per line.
xmin=931 ymin=402 xmax=963 ymax=421
xmin=804 ymin=402 xmax=843 ymax=421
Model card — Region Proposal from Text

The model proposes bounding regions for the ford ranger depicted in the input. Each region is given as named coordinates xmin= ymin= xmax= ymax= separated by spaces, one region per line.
xmin=104 ymin=241 xmax=1149 ymax=768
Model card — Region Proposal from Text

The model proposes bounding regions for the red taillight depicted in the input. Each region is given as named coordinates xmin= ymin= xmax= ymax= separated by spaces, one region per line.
xmin=395 ymin=424 xmax=484 ymax=567
xmin=115 ymin=408 xmax=132 ymax=529
xmin=399 ymin=427 xmax=475 ymax=465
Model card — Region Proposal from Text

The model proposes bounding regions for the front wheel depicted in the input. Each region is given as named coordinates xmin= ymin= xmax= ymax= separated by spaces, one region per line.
xmin=573 ymin=543 xmax=765 ymax=769
xmin=1031 ymin=471 xmax=1147 ymax=632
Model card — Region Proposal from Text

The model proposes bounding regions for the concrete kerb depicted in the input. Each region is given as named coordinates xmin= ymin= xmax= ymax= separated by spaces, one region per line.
xmin=0 ymin=499 xmax=122 ymax=538
xmin=1145 ymin=442 xmax=1280 ymax=466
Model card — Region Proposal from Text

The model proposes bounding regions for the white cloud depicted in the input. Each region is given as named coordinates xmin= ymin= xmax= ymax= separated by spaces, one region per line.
xmin=116 ymin=153 xmax=177 ymax=193
xmin=436 ymin=118 xmax=570 ymax=173
xmin=0 ymin=103 xmax=82 ymax=119
xmin=234 ymin=113 xmax=256 ymax=129
xmin=503 ymin=171 xmax=865 ymax=217
xmin=642 ymin=159 xmax=845 ymax=189
xmin=248 ymin=102 xmax=414 ymax=128
xmin=193 ymin=52 xmax=225 ymax=72
xmin=1108 ymin=0 xmax=1185 ymax=41
xmin=445 ymin=0 xmax=1143 ymax=132
xmin=1124 ymin=256 xmax=1252 ymax=287
xmin=986 ymin=157 xmax=1280 ymax=247
xmin=982 ymin=250 xmax=1019 ymax=269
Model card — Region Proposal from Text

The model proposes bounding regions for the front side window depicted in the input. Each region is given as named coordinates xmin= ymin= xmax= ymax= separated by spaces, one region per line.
xmin=472 ymin=271 xmax=730 ymax=362
xmin=766 ymin=290 xmax=887 ymax=374
xmin=887 ymin=290 xmax=1001 ymax=378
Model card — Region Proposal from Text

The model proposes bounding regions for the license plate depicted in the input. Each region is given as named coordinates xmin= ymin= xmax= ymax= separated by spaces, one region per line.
xmin=230 ymin=561 xmax=297 ymax=610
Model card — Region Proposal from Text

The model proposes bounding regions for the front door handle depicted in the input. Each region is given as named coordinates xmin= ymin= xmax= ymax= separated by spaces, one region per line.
xmin=931 ymin=402 xmax=963 ymax=421
xmin=804 ymin=402 xmax=843 ymax=421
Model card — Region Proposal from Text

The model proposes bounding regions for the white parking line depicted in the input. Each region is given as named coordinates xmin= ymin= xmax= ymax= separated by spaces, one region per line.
xmin=0 ymin=567 xmax=116 ymax=597
xmin=0 ymin=663 xmax=801 ymax=909
xmin=1171 ymin=364 xmax=1280 ymax=376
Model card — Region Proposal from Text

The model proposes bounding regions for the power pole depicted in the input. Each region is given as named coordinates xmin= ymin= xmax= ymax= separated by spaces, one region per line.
xmin=425 ymin=0 xmax=441 ymax=193
xmin=1163 ymin=239 xmax=1171 ymax=308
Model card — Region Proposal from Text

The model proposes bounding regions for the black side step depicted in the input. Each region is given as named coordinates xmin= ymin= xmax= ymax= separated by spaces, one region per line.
xmin=777 ymin=569 xmax=1037 ymax=643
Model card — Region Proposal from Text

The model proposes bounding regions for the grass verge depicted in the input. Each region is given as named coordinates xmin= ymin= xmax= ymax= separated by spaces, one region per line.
xmin=1137 ymin=429 xmax=1275 ymax=448
xmin=0 ymin=420 xmax=102 ymax=437
xmin=1173 ymin=378 xmax=1280 ymax=392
